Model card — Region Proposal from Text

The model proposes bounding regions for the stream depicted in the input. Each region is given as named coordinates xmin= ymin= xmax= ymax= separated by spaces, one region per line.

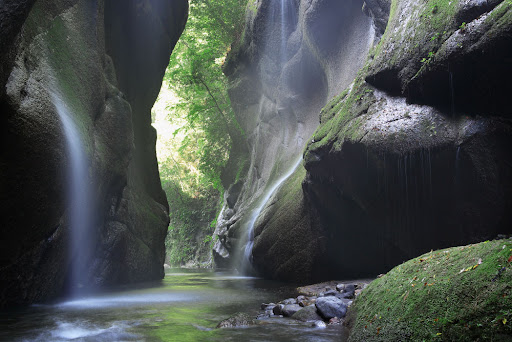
xmin=0 ymin=269 xmax=347 ymax=341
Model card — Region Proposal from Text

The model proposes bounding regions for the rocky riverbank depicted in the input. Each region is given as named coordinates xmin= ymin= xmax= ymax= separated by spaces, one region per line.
xmin=217 ymin=238 xmax=512 ymax=341
xmin=217 ymin=280 xmax=371 ymax=329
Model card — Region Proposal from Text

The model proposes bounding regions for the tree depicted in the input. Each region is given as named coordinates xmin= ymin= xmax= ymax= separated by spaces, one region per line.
xmin=163 ymin=0 xmax=247 ymax=190
xmin=157 ymin=0 xmax=248 ymax=266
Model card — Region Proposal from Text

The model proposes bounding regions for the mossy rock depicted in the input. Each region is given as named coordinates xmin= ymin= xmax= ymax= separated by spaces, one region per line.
xmin=346 ymin=239 xmax=512 ymax=341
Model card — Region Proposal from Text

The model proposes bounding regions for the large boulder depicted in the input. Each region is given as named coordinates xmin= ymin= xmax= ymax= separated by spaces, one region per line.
xmin=315 ymin=297 xmax=348 ymax=320
xmin=0 ymin=0 xmax=188 ymax=307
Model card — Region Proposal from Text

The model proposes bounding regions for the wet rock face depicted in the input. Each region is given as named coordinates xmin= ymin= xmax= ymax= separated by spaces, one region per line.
xmin=214 ymin=0 xmax=375 ymax=273
xmin=0 ymin=0 xmax=187 ymax=307
xmin=302 ymin=0 xmax=512 ymax=276
xmin=223 ymin=0 xmax=512 ymax=282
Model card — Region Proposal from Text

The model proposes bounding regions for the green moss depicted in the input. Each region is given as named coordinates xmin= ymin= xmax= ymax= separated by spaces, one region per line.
xmin=234 ymin=156 xmax=249 ymax=184
xmin=305 ymin=75 xmax=375 ymax=162
xmin=348 ymin=239 xmax=512 ymax=342
xmin=485 ymin=0 xmax=512 ymax=34
xmin=369 ymin=0 xmax=459 ymax=85
xmin=25 ymin=2 xmax=97 ymax=156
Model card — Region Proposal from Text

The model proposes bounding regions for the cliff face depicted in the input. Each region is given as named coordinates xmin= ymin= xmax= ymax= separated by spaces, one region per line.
xmin=220 ymin=0 xmax=512 ymax=283
xmin=214 ymin=0 xmax=376 ymax=270
xmin=0 ymin=0 xmax=187 ymax=307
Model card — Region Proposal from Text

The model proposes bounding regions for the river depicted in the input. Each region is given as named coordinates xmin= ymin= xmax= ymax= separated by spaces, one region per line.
xmin=0 ymin=269 xmax=347 ymax=341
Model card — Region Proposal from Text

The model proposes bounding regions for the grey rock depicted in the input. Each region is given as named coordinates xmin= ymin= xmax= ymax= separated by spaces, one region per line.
xmin=291 ymin=305 xmax=323 ymax=322
xmin=298 ymin=297 xmax=316 ymax=307
xmin=338 ymin=284 xmax=356 ymax=299
xmin=216 ymin=312 xmax=254 ymax=328
xmin=281 ymin=304 xmax=302 ymax=317
xmin=312 ymin=320 xmax=327 ymax=329
xmin=273 ymin=304 xmax=284 ymax=316
xmin=279 ymin=298 xmax=297 ymax=305
xmin=261 ymin=302 xmax=276 ymax=310
xmin=315 ymin=297 xmax=348 ymax=320
xmin=322 ymin=290 xmax=338 ymax=297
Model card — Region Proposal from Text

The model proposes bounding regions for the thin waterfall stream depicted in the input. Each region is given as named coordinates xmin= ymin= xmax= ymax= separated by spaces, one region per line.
xmin=52 ymin=93 xmax=94 ymax=296
xmin=240 ymin=157 xmax=302 ymax=273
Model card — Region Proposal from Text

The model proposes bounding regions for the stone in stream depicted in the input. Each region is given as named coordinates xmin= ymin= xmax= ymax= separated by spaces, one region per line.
xmin=337 ymin=284 xmax=356 ymax=299
xmin=273 ymin=304 xmax=284 ymax=316
xmin=291 ymin=305 xmax=323 ymax=322
xmin=322 ymin=289 xmax=338 ymax=297
xmin=315 ymin=297 xmax=348 ymax=320
xmin=336 ymin=284 xmax=345 ymax=292
xmin=281 ymin=304 xmax=302 ymax=317
xmin=261 ymin=303 xmax=276 ymax=310
xmin=216 ymin=312 xmax=254 ymax=328
xmin=279 ymin=298 xmax=297 ymax=305
xmin=298 ymin=297 xmax=316 ymax=307
xmin=312 ymin=321 xmax=327 ymax=329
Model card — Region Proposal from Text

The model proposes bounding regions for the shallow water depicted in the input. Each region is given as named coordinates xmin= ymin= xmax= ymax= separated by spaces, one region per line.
xmin=0 ymin=269 xmax=346 ymax=341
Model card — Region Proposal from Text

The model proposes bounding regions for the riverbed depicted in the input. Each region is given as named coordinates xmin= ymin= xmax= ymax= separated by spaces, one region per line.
xmin=0 ymin=269 xmax=347 ymax=341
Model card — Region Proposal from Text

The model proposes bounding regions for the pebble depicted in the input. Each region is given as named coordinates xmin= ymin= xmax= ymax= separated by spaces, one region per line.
xmin=312 ymin=320 xmax=327 ymax=328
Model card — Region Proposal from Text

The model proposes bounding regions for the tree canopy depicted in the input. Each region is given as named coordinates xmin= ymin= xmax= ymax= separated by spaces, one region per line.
xmin=155 ymin=0 xmax=248 ymax=266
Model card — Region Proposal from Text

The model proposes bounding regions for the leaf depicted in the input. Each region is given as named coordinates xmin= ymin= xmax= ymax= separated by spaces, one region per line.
xmin=508 ymin=255 xmax=512 ymax=263
xmin=503 ymin=318 xmax=507 ymax=325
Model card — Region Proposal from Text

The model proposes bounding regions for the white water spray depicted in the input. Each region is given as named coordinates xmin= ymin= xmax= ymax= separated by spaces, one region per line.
xmin=240 ymin=157 xmax=302 ymax=274
xmin=52 ymin=93 xmax=93 ymax=296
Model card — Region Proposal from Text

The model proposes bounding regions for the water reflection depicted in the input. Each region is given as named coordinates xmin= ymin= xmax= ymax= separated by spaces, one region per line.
xmin=0 ymin=269 xmax=346 ymax=341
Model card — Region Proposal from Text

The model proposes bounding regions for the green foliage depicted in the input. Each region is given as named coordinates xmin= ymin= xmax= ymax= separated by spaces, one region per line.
xmin=163 ymin=180 xmax=220 ymax=266
xmin=164 ymin=0 xmax=247 ymax=192
xmin=159 ymin=0 xmax=247 ymax=266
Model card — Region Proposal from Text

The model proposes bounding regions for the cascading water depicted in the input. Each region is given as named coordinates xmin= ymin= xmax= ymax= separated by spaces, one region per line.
xmin=238 ymin=0 xmax=300 ymax=274
xmin=280 ymin=0 xmax=293 ymax=64
xmin=52 ymin=92 xmax=94 ymax=296
xmin=240 ymin=157 xmax=302 ymax=274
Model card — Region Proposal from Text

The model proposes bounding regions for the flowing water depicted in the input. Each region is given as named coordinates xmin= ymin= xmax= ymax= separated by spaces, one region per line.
xmin=0 ymin=269 xmax=346 ymax=342
xmin=241 ymin=157 xmax=303 ymax=273
xmin=52 ymin=93 xmax=94 ymax=295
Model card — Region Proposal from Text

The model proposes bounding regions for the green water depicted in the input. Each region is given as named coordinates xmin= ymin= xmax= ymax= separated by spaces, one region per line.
xmin=0 ymin=269 xmax=346 ymax=341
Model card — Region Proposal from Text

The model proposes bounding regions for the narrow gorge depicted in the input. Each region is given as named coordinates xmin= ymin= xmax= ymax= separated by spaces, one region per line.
xmin=1 ymin=0 xmax=511 ymax=340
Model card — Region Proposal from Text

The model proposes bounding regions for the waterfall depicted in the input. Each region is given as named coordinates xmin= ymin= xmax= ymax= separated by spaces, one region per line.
xmin=240 ymin=157 xmax=302 ymax=274
xmin=280 ymin=0 xmax=291 ymax=64
xmin=52 ymin=93 xmax=94 ymax=296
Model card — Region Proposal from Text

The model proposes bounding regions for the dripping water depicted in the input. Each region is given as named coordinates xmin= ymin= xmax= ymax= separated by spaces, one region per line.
xmin=449 ymin=68 xmax=455 ymax=116
xmin=455 ymin=146 xmax=461 ymax=186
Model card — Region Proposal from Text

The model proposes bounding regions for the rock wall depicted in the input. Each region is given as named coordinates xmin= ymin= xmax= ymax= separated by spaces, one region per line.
xmin=247 ymin=0 xmax=512 ymax=282
xmin=214 ymin=0 xmax=376 ymax=270
xmin=0 ymin=0 xmax=187 ymax=307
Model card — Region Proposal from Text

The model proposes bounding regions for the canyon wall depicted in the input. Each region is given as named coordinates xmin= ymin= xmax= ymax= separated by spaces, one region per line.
xmin=214 ymin=0 xmax=377 ymax=271
xmin=218 ymin=0 xmax=512 ymax=283
xmin=0 ymin=0 xmax=187 ymax=306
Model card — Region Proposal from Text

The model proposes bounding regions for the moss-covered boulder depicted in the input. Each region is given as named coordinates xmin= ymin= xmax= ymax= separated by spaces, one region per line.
xmin=346 ymin=239 xmax=512 ymax=341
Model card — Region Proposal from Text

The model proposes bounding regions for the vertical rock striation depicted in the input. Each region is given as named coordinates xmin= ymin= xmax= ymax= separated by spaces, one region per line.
xmin=214 ymin=0 xmax=377 ymax=273
xmin=0 ymin=0 xmax=187 ymax=307
xmin=219 ymin=0 xmax=512 ymax=283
